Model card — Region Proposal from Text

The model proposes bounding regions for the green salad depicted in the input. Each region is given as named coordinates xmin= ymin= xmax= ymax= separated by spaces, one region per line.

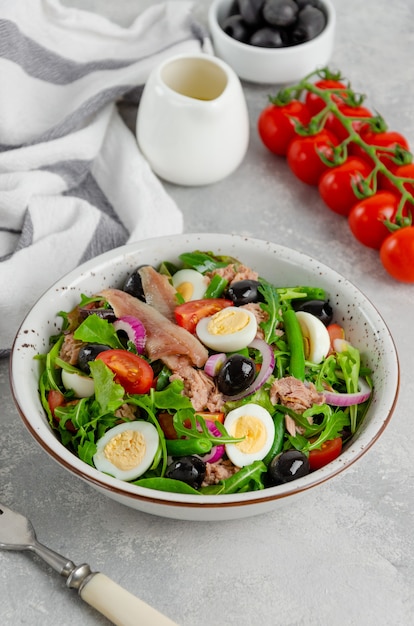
xmin=38 ymin=250 xmax=372 ymax=495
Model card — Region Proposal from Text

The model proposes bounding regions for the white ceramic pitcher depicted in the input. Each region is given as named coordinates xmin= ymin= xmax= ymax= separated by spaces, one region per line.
xmin=136 ymin=53 xmax=249 ymax=186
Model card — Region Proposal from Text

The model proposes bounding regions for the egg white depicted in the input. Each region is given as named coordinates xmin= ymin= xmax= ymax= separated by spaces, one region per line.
xmin=224 ymin=403 xmax=275 ymax=468
xmin=93 ymin=421 xmax=159 ymax=481
xmin=172 ymin=269 xmax=208 ymax=301
xmin=196 ymin=306 xmax=257 ymax=352
xmin=61 ymin=369 xmax=95 ymax=398
xmin=295 ymin=311 xmax=331 ymax=364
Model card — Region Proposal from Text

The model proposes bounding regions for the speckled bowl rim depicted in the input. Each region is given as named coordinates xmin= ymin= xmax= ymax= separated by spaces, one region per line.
xmin=10 ymin=233 xmax=400 ymax=515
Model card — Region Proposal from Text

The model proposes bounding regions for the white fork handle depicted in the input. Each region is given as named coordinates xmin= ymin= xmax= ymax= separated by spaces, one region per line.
xmin=80 ymin=573 xmax=179 ymax=626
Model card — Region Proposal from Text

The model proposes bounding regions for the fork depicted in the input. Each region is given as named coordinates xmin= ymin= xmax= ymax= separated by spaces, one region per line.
xmin=0 ymin=503 xmax=178 ymax=626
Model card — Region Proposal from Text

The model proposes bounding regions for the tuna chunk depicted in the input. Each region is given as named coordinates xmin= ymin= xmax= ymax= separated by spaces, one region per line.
xmin=164 ymin=354 xmax=224 ymax=412
xmin=270 ymin=376 xmax=325 ymax=413
xmin=100 ymin=288 xmax=208 ymax=367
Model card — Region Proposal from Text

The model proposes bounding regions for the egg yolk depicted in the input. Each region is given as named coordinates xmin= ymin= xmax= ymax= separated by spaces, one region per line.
xmin=103 ymin=430 xmax=146 ymax=471
xmin=233 ymin=416 xmax=267 ymax=454
xmin=208 ymin=308 xmax=250 ymax=336
xmin=176 ymin=281 xmax=194 ymax=302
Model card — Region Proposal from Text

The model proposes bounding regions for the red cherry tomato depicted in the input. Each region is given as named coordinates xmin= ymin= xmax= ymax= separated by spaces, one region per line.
xmin=308 ymin=438 xmax=343 ymax=471
xmin=348 ymin=191 xmax=403 ymax=249
xmin=287 ymin=129 xmax=340 ymax=186
xmin=351 ymin=127 xmax=410 ymax=168
xmin=305 ymin=79 xmax=347 ymax=116
xmin=326 ymin=323 xmax=346 ymax=354
xmin=96 ymin=349 xmax=154 ymax=394
xmin=257 ymin=100 xmax=311 ymax=156
xmin=318 ymin=156 xmax=372 ymax=216
xmin=174 ymin=299 xmax=233 ymax=334
xmin=325 ymin=103 xmax=372 ymax=142
xmin=379 ymin=162 xmax=414 ymax=195
xmin=380 ymin=226 xmax=414 ymax=282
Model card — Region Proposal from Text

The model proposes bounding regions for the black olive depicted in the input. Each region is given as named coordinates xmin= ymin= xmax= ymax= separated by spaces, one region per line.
xmin=217 ymin=354 xmax=256 ymax=395
xmin=262 ymin=0 xmax=298 ymax=27
xmin=225 ymin=280 xmax=264 ymax=306
xmin=290 ymin=5 xmax=326 ymax=44
xmin=295 ymin=0 xmax=323 ymax=9
xmin=222 ymin=14 xmax=252 ymax=42
xmin=267 ymin=450 xmax=310 ymax=485
xmin=78 ymin=343 xmax=111 ymax=374
xmin=165 ymin=456 xmax=206 ymax=490
xmin=293 ymin=299 xmax=333 ymax=326
xmin=250 ymin=26 xmax=285 ymax=47
xmin=122 ymin=265 xmax=152 ymax=301
xmin=238 ymin=0 xmax=265 ymax=26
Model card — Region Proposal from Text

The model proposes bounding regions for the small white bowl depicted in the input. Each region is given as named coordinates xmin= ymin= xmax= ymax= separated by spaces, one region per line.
xmin=208 ymin=0 xmax=336 ymax=84
xmin=10 ymin=234 xmax=399 ymax=521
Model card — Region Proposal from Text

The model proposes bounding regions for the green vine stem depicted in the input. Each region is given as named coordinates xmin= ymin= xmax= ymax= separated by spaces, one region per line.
xmin=272 ymin=68 xmax=414 ymax=230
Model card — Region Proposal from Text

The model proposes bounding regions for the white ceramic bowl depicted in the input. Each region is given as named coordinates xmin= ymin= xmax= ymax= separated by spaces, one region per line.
xmin=10 ymin=234 xmax=399 ymax=521
xmin=208 ymin=0 xmax=336 ymax=84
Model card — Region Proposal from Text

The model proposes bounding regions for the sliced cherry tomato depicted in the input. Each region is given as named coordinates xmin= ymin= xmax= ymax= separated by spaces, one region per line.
xmin=348 ymin=191 xmax=404 ymax=249
xmin=158 ymin=412 xmax=179 ymax=439
xmin=318 ymin=156 xmax=372 ymax=216
xmin=325 ymin=103 xmax=372 ymax=142
xmin=195 ymin=411 xmax=225 ymax=424
xmin=257 ymin=100 xmax=311 ymax=156
xmin=47 ymin=389 xmax=66 ymax=418
xmin=308 ymin=438 xmax=342 ymax=471
xmin=96 ymin=349 xmax=154 ymax=394
xmin=174 ymin=299 xmax=233 ymax=334
xmin=380 ymin=226 xmax=414 ymax=282
xmin=305 ymin=79 xmax=347 ymax=116
xmin=351 ymin=127 xmax=410 ymax=168
xmin=379 ymin=162 xmax=414 ymax=195
xmin=287 ymin=129 xmax=340 ymax=186
xmin=48 ymin=390 xmax=77 ymax=432
xmin=327 ymin=323 xmax=345 ymax=353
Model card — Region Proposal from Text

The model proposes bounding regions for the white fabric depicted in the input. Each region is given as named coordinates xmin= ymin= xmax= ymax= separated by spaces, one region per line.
xmin=0 ymin=0 xmax=208 ymax=355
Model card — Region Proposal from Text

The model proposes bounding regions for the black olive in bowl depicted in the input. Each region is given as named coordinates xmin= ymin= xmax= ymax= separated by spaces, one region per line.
xmin=208 ymin=0 xmax=336 ymax=84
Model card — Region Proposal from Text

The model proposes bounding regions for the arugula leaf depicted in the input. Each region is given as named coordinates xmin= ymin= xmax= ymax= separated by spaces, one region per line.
xmin=201 ymin=461 xmax=267 ymax=495
xmin=258 ymin=281 xmax=282 ymax=344
xmin=178 ymin=251 xmax=231 ymax=273
xmin=173 ymin=409 xmax=243 ymax=444
xmin=337 ymin=343 xmax=361 ymax=433
xmin=134 ymin=477 xmax=201 ymax=495
xmin=73 ymin=314 xmax=123 ymax=349
xmin=89 ymin=359 xmax=125 ymax=414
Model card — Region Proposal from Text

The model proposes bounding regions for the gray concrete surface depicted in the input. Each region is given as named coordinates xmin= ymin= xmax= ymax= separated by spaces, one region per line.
xmin=1 ymin=1 xmax=413 ymax=624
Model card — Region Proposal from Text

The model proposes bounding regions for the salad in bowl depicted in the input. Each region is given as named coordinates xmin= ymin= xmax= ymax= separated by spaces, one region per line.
xmin=10 ymin=234 xmax=399 ymax=520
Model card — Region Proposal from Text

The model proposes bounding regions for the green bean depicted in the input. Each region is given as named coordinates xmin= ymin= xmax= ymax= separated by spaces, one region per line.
xmin=283 ymin=308 xmax=305 ymax=381
xmin=166 ymin=438 xmax=212 ymax=457
xmin=263 ymin=411 xmax=285 ymax=465
xmin=204 ymin=274 xmax=228 ymax=299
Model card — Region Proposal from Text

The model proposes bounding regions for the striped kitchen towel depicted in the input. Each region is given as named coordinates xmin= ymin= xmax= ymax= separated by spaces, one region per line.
xmin=0 ymin=0 xmax=209 ymax=356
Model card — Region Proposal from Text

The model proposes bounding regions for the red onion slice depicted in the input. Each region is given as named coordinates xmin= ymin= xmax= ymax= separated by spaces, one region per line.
xmin=204 ymin=353 xmax=227 ymax=377
xmin=323 ymin=377 xmax=372 ymax=407
xmin=196 ymin=419 xmax=225 ymax=464
xmin=223 ymin=337 xmax=275 ymax=402
xmin=113 ymin=315 xmax=146 ymax=354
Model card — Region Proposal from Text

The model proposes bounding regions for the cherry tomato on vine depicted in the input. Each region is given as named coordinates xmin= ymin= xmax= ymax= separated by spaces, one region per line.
xmin=287 ymin=129 xmax=340 ymax=185
xmin=325 ymin=103 xmax=372 ymax=142
xmin=258 ymin=100 xmax=311 ymax=156
xmin=348 ymin=191 xmax=404 ymax=249
xmin=305 ymin=79 xmax=347 ymax=116
xmin=318 ymin=156 xmax=372 ymax=216
xmin=379 ymin=162 xmax=414 ymax=195
xmin=96 ymin=349 xmax=154 ymax=394
xmin=380 ymin=226 xmax=414 ymax=282
xmin=351 ymin=127 xmax=410 ymax=168
xmin=308 ymin=438 xmax=342 ymax=471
